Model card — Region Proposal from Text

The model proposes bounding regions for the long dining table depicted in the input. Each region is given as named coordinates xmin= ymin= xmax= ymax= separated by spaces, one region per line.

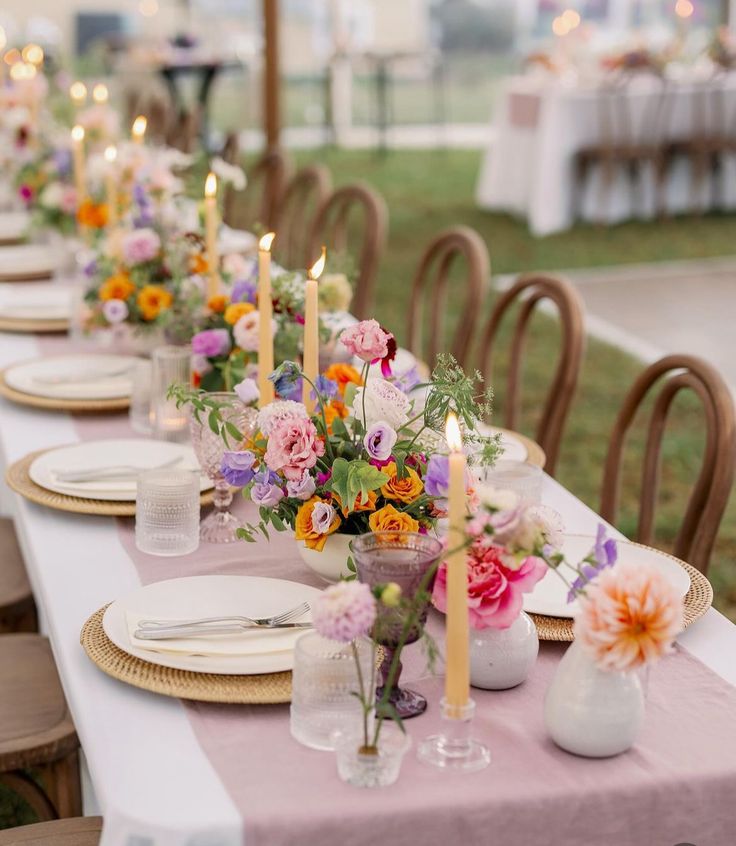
xmin=2 ymin=319 xmax=736 ymax=846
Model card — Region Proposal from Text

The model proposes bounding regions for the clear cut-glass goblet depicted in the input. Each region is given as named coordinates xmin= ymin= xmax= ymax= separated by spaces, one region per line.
xmin=189 ymin=391 xmax=256 ymax=544
xmin=350 ymin=531 xmax=443 ymax=719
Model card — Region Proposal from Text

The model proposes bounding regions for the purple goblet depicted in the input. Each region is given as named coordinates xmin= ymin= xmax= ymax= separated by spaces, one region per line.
xmin=350 ymin=531 xmax=443 ymax=719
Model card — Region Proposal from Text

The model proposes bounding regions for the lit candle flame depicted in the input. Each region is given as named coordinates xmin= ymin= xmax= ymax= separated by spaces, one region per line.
xmin=308 ymin=246 xmax=326 ymax=280
xmin=70 ymin=81 xmax=87 ymax=103
xmin=104 ymin=145 xmax=117 ymax=163
xmin=259 ymin=232 xmax=275 ymax=252
xmin=92 ymin=83 xmax=109 ymax=104
xmin=445 ymin=412 xmax=462 ymax=452
xmin=10 ymin=62 xmax=36 ymax=81
xmin=4 ymin=48 xmax=21 ymax=66
xmin=204 ymin=171 xmax=217 ymax=198
xmin=71 ymin=124 xmax=85 ymax=143
xmin=131 ymin=115 xmax=147 ymax=141
xmin=22 ymin=44 xmax=43 ymax=66
xmin=675 ymin=0 xmax=694 ymax=17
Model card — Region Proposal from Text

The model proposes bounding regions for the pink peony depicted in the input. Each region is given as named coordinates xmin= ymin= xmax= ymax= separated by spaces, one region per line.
xmin=340 ymin=319 xmax=392 ymax=362
xmin=121 ymin=228 xmax=161 ymax=265
xmin=264 ymin=416 xmax=325 ymax=481
xmin=433 ymin=540 xmax=547 ymax=630
xmin=312 ymin=581 xmax=377 ymax=643
xmin=575 ymin=560 xmax=683 ymax=673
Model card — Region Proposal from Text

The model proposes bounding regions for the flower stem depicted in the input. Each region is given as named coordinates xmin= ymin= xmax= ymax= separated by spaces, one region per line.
xmin=351 ymin=639 xmax=369 ymax=750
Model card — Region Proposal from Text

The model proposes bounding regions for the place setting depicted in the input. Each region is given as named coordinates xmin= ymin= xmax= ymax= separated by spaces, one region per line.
xmin=0 ymin=284 xmax=72 ymax=333
xmin=0 ymin=242 xmax=65 ymax=282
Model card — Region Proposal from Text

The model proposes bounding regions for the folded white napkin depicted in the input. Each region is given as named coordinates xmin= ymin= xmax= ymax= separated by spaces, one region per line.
xmin=0 ymin=244 xmax=61 ymax=276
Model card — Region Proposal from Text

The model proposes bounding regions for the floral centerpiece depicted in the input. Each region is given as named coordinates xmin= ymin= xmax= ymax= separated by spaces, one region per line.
xmin=14 ymin=138 xmax=79 ymax=236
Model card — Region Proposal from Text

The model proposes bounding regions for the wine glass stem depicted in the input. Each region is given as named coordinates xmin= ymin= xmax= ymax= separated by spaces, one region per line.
xmin=213 ymin=477 xmax=233 ymax=512
xmin=376 ymin=647 xmax=403 ymax=704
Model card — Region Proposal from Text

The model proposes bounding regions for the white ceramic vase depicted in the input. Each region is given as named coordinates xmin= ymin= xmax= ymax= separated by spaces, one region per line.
xmin=297 ymin=533 xmax=358 ymax=583
xmin=469 ymin=611 xmax=539 ymax=690
xmin=544 ymin=640 xmax=646 ymax=758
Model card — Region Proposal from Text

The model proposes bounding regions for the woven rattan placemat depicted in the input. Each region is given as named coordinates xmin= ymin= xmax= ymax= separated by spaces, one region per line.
xmin=0 ymin=317 xmax=69 ymax=334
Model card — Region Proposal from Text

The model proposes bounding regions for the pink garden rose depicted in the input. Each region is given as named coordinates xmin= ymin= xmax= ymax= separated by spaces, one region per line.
xmin=340 ymin=319 xmax=392 ymax=362
xmin=121 ymin=228 xmax=161 ymax=265
xmin=264 ymin=416 xmax=325 ymax=481
xmin=433 ymin=540 xmax=547 ymax=630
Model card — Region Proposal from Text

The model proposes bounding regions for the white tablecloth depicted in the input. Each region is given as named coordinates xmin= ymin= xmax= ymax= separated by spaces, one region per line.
xmin=1 ymin=326 xmax=735 ymax=845
xmin=476 ymin=75 xmax=736 ymax=236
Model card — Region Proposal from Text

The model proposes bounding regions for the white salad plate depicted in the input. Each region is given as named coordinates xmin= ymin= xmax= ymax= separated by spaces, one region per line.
xmin=4 ymin=354 xmax=138 ymax=400
xmin=0 ymin=211 xmax=30 ymax=242
xmin=0 ymin=243 xmax=63 ymax=279
xmin=0 ymin=285 xmax=72 ymax=320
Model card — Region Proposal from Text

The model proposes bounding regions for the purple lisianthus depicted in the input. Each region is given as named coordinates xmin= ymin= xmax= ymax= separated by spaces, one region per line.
xmin=234 ymin=377 xmax=260 ymax=406
xmin=269 ymin=360 xmax=303 ymax=400
xmin=192 ymin=328 xmax=231 ymax=358
xmin=102 ymin=299 xmax=129 ymax=324
xmin=132 ymin=183 xmax=155 ymax=228
xmin=311 ymin=501 xmax=336 ymax=535
xmin=566 ymin=524 xmax=618 ymax=602
xmin=391 ymin=365 xmax=422 ymax=394
xmin=424 ymin=454 xmax=450 ymax=498
xmin=286 ymin=470 xmax=316 ymax=501
xmin=83 ymin=258 xmax=98 ymax=277
xmin=310 ymin=375 xmax=338 ymax=403
xmin=250 ymin=481 xmax=284 ymax=508
xmin=220 ymin=450 xmax=255 ymax=487
xmin=363 ymin=420 xmax=397 ymax=462
xmin=231 ymin=278 xmax=257 ymax=304
xmin=52 ymin=148 xmax=72 ymax=177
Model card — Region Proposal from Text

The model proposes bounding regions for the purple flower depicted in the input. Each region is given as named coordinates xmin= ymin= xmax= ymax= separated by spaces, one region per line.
xmin=18 ymin=184 xmax=32 ymax=203
xmin=84 ymin=259 xmax=98 ymax=277
xmin=312 ymin=582 xmax=377 ymax=643
xmin=269 ymin=360 xmax=301 ymax=396
xmin=566 ymin=525 xmax=618 ymax=602
xmin=191 ymin=328 xmax=231 ymax=358
xmin=231 ymin=278 xmax=257 ymax=304
xmin=424 ymin=454 xmax=450 ymax=498
xmin=52 ymin=148 xmax=72 ymax=177
xmin=191 ymin=354 xmax=212 ymax=376
xmin=392 ymin=365 xmax=422 ymax=394
xmin=310 ymin=375 xmax=338 ymax=403
xmin=102 ymin=299 xmax=129 ymax=324
xmin=121 ymin=227 xmax=161 ymax=265
xmin=286 ymin=471 xmax=316 ymax=501
xmin=250 ymin=481 xmax=284 ymax=508
xmin=234 ymin=378 xmax=259 ymax=405
xmin=132 ymin=183 xmax=155 ymax=228
xmin=363 ymin=421 xmax=397 ymax=462
xmin=311 ymin=501 xmax=337 ymax=535
xmin=220 ymin=450 xmax=255 ymax=487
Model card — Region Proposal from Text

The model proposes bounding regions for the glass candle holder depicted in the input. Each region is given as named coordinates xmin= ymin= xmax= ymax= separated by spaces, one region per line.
xmin=350 ymin=531 xmax=443 ymax=719
xmin=417 ymin=697 xmax=491 ymax=772
xmin=481 ymin=459 xmax=543 ymax=504
xmin=290 ymin=633 xmax=374 ymax=751
xmin=151 ymin=345 xmax=191 ymax=443
xmin=129 ymin=359 xmax=153 ymax=435
xmin=135 ymin=468 xmax=200 ymax=557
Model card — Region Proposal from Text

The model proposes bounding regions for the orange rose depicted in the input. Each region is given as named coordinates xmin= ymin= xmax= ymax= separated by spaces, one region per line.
xmin=77 ymin=199 xmax=108 ymax=229
xmin=137 ymin=285 xmax=173 ymax=321
xmin=324 ymin=363 xmax=363 ymax=396
xmin=323 ymin=400 xmax=348 ymax=434
xmin=207 ymin=294 xmax=228 ymax=313
xmin=380 ymin=462 xmax=424 ymax=505
xmin=368 ymin=504 xmax=419 ymax=533
xmin=294 ymin=496 xmax=341 ymax=551
xmin=332 ymin=489 xmax=378 ymax=518
xmin=189 ymin=253 xmax=208 ymax=274
xmin=224 ymin=302 xmax=255 ymax=325
xmin=99 ymin=272 xmax=135 ymax=302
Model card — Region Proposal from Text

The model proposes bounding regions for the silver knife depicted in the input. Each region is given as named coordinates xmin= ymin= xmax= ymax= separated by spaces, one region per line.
xmin=134 ymin=622 xmax=313 ymax=640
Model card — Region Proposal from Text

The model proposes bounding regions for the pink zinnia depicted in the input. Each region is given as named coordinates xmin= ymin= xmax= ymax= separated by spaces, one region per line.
xmin=312 ymin=581 xmax=376 ymax=643
xmin=575 ymin=560 xmax=683 ymax=673
xmin=340 ymin=319 xmax=392 ymax=362
xmin=264 ymin=416 xmax=325 ymax=481
xmin=121 ymin=228 xmax=161 ymax=265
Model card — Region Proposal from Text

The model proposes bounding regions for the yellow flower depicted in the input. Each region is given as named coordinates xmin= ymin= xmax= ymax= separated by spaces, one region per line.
xmin=207 ymin=294 xmax=228 ymax=314
xmin=137 ymin=285 xmax=173 ymax=321
xmin=380 ymin=582 xmax=402 ymax=607
xmin=99 ymin=272 xmax=135 ymax=302
xmin=224 ymin=302 xmax=255 ymax=325
xmin=294 ymin=496 xmax=341 ymax=551
xmin=380 ymin=462 xmax=424 ymax=505
xmin=368 ymin=504 xmax=419 ymax=534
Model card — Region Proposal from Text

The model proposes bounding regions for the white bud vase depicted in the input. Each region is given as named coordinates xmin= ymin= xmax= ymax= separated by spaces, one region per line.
xmin=469 ymin=611 xmax=539 ymax=690
xmin=544 ymin=640 xmax=645 ymax=758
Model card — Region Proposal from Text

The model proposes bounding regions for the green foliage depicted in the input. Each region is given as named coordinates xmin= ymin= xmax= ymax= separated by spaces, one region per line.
xmin=327 ymin=458 xmax=389 ymax=514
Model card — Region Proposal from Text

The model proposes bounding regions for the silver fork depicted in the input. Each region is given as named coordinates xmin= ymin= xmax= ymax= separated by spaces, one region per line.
xmin=134 ymin=621 xmax=313 ymax=640
xmin=54 ymin=456 xmax=182 ymax=483
xmin=137 ymin=600 xmax=311 ymax=631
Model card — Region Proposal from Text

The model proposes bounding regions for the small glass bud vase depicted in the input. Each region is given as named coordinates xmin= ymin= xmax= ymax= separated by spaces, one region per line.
xmin=333 ymin=723 xmax=411 ymax=788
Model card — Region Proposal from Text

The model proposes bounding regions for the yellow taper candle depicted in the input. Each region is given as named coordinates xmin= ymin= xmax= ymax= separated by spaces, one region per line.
xmin=258 ymin=232 xmax=276 ymax=407
xmin=71 ymin=125 xmax=86 ymax=202
xmin=302 ymin=247 xmax=325 ymax=412
xmin=444 ymin=412 xmax=470 ymax=714
xmin=69 ymin=80 xmax=87 ymax=110
xmin=103 ymin=145 xmax=118 ymax=229
xmin=131 ymin=115 xmax=147 ymax=145
xmin=204 ymin=171 xmax=219 ymax=299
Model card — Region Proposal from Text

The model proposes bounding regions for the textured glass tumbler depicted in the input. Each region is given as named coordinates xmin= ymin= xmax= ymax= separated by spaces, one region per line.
xmin=151 ymin=345 xmax=191 ymax=443
xmin=135 ymin=469 xmax=200 ymax=557
xmin=129 ymin=359 xmax=154 ymax=435
xmin=481 ymin=459 xmax=543 ymax=504
xmin=290 ymin=633 xmax=374 ymax=751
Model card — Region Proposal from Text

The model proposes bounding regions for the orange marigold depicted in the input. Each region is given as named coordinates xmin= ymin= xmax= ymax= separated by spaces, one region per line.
xmin=189 ymin=253 xmax=208 ymax=274
xmin=368 ymin=504 xmax=419 ymax=534
xmin=137 ymin=285 xmax=174 ymax=321
xmin=224 ymin=302 xmax=255 ymax=325
xmin=207 ymin=294 xmax=228 ymax=313
xmin=294 ymin=496 xmax=341 ymax=551
xmin=99 ymin=272 xmax=135 ymax=302
xmin=323 ymin=363 xmax=363 ymax=396
xmin=77 ymin=199 xmax=108 ymax=229
xmin=380 ymin=462 xmax=424 ymax=505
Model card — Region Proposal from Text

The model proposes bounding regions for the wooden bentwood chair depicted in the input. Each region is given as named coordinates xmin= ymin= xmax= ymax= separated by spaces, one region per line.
xmin=273 ymin=164 xmax=332 ymax=270
xmin=0 ymin=517 xmax=36 ymax=633
xmin=406 ymin=226 xmax=489 ymax=371
xmin=477 ymin=273 xmax=585 ymax=477
xmin=600 ymin=354 xmax=736 ymax=575
xmin=0 ymin=816 xmax=102 ymax=845
xmin=306 ymin=182 xmax=388 ymax=320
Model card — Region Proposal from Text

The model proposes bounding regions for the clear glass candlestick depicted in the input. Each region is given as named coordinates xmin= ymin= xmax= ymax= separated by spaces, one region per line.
xmin=417 ymin=697 xmax=491 ymax=772
xmin=152 ymin=345 xmax=191 ymax=443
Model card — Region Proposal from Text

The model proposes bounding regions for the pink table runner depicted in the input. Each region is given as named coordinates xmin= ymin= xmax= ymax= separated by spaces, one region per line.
xmin=33 ymin=353 xmax=736 ymax=846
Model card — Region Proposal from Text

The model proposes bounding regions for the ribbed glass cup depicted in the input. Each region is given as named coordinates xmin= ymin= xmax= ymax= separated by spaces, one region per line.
xmin=135 ymin=468 xmax=200 ymax=557
xmin=151 ymin=345 xmax=191 ymax=443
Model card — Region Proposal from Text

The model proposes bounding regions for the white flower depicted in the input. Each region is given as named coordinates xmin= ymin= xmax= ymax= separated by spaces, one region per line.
xmin=222 ymin=252 xmax=253 ymax=279
xmin=256 ymin=400 xmax=308 ymax=436
xmin=233 ymin=311 xmax=260 ymax=352
xmin=234 ymin=377 xmax=260 ymax=405
xmin=38 ymin=182 xmax=62 ymax=209
xmin=352 ymin=377 xmax=411 ymax=431
xmin=311 ymin=501 xmax=336 ymax=535
xmin=211 ymin=156 xmax=247 ymax=190
xmin=478 ymin=486 xmax=520 ymax=513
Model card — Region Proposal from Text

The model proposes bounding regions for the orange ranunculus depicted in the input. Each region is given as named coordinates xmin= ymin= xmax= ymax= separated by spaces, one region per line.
xmin=224 ymin=302 xmax=255 ymax=325
xmin=189 ymin=253 xmax=208 ymax=274
xmin=207 ymin=294 xmax=228 ymax=313
xmin=368 ymin=504 xmax=419 ymax=534
xmin=380 ymin=462 xmax=424 ymax=505
xmin=77 ymin=199 xmax=108 ymax=229
xmin=137 ymin=285 xmax=173 ymax=321
xmin=294 ymin=496 xmax=341 ymax=551
xmin=332 ymin=489 xmax=378 ymax=518
xmin=323 ymin=363 xmax=363 ymax=396
xmin=99 ymin=272 xmax=135 ymax=302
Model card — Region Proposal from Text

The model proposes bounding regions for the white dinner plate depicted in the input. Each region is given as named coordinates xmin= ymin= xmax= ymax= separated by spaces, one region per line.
xmin=0 ymin=211 xmax=30 ymax=242
xmin=29 ymin=439 xmax=212 ymax=501
xmin=0 ymin=285 xmax=72 ymax=320
xmin=523 ymin=534 xmax=692 ymax=618
xmin=4 ymin=354 xmax=138 ymax=400
xmin=0 ymin=243 xmax=63 ymax=279
xmin=476 ymin=422 xmax=528 ymax=463
xmin=103 ymin=575 xmax=323 ymax=675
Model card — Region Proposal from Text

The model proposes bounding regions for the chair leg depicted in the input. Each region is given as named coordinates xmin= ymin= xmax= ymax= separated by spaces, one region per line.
xmin=40 ymin=751 xmax=83 ymax=819
xmin=0 ymin=771 xmax=58 ymax=822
